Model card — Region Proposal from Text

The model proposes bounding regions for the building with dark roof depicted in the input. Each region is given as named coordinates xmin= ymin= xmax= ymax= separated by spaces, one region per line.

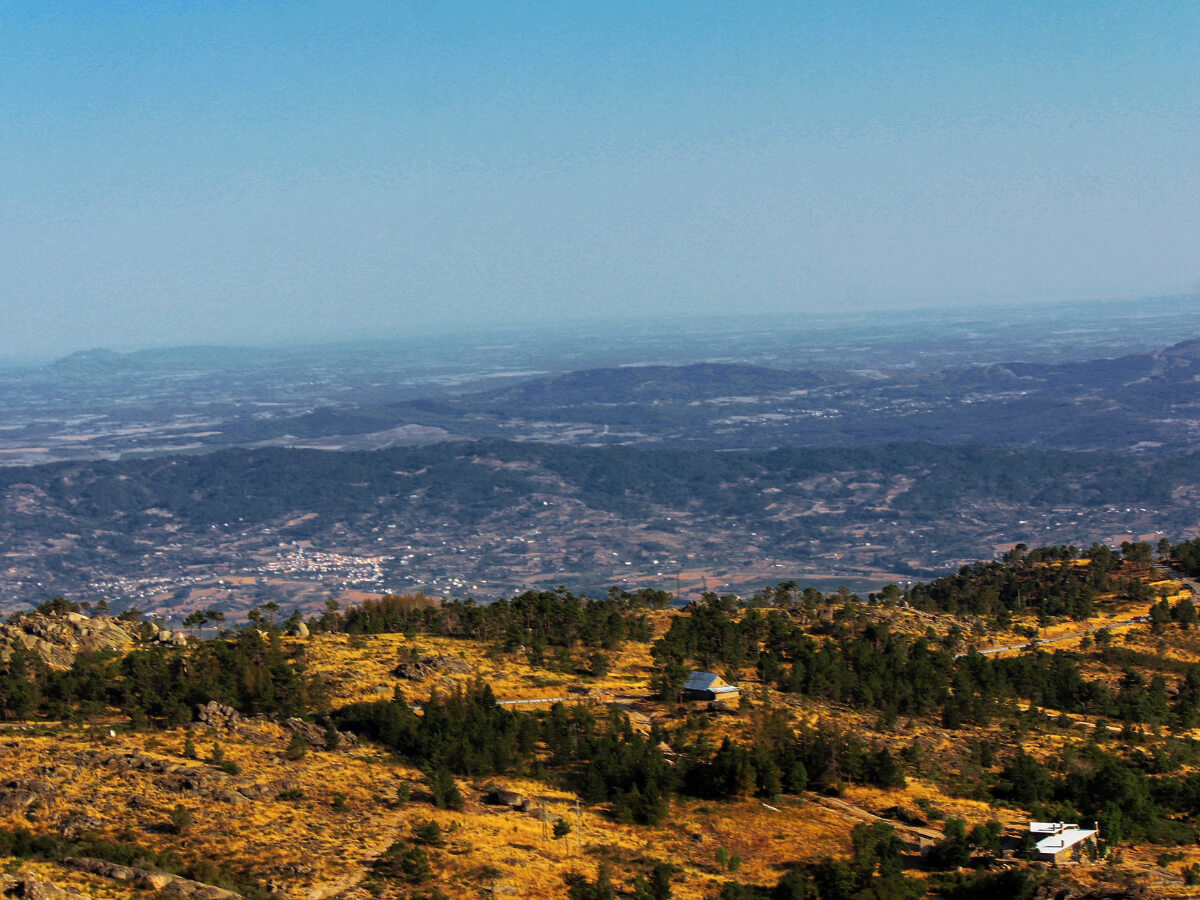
xmin=681 ymin=671 xmax=740 ymax=703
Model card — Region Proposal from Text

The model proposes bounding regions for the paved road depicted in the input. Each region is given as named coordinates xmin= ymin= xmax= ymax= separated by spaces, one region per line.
xmin=1155 ymin=562 xmax=1200 ymax=598
xmin=959 ymin=617 xmax=1145 ymax=658
xmin=959 ymin=561 xmax=1198 ymax=659
xmin=409 ymin=695 xmax=571 ymax=713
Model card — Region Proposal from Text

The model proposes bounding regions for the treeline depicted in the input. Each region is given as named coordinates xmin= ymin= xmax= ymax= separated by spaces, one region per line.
xmin=310 ymin=587 xmax=659 ymax=650
xmin=0 ymin=630 xmax=318 ymax=724
xmin=1172 ymin=536 xmax=1200 ymax=577
xmin=906 ymin=549 xmax=1118 ymax=622
xmin=335 ymin=685 xmax=904 ymax=826
xmin=652 ymin=594 xmax=1200 ymax=731
xmin=743 ymin=543 xmax=1151 ymax=625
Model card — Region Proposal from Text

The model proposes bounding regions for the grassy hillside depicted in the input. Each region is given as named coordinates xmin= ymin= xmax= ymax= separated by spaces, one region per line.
xmin=3 ymin=553 xmax=1200 ymax=897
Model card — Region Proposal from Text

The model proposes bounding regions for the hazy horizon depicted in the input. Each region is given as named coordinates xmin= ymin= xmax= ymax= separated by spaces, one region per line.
xmin=4 ymin=291 xmax=1198 ymax=369
xmin=3 ymin=3 xmax=1198 ymax=359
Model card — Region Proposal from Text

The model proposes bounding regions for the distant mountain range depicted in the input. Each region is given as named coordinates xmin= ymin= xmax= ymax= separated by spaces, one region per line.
xmin=1 ymin=333 xmax=1200 ymax=612
xmin=215 ymin=336 xmax=1200 ymax=455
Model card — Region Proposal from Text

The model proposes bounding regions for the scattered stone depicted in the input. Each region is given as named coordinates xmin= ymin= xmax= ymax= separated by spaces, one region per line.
xmin=161 ymin=771 xmax=211 ymax=793
xmin=158 ymin=879 xmax=242 ymax=900
xmin=211 ymin=788 xmax=248 ymax=805
xmin=273 ymin=778 xmax=303 ymax=795
xmin=118 ymin=752 xmax=176 ymax=774
xmin=236 ymin=782 xmax=272 ymax=801
xmin=59 ymin=858 xmax=139 ymax=883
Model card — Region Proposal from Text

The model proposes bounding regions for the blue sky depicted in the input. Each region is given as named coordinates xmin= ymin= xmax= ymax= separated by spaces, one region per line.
xmin=2 ymin=2 xmax=1198 ymax=357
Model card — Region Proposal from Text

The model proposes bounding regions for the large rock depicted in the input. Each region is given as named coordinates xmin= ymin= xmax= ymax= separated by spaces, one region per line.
xmin=392 ymin=654 xmax=471 ymax=680
xmin=484 ymin=788 xmax=528 ymax=810
xmin=57 ymin=813 xmax=105 ymax=840
xmin=282 ymin=717 xmax=359 ymax=750
xmin=60 ymin=858 xmax=241 ymax=899
xmin=0 ymin=612 xmax=136 ymax=669
xmin=0 ymin=778 xmax=57 ymax=814
xmin=0 ymin=873 xmax=87 ymax=900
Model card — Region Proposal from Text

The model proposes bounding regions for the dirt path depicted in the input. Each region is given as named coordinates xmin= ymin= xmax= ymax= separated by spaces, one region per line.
xmin=809 ymin=793 xmax=943 ymax=846
xmin=305 ymin=808 xmax=408 ymax=900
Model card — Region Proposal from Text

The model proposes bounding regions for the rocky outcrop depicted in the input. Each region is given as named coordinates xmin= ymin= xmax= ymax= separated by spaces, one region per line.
xmin=282 ymin=717 xmax=359 ymax=750
xmin=156 ymin=629 xmax=188 ymax=647
xmin=57 ymin=813 xmax=105 ymax=840
xmin=392 ymin=654 xmax=471 ymax=680
xmin=60 ymin=858 xmax=241 ymax=899
xmin=0 ymin=873 xmax=88 ymax=900
xmin=0 ymin=612 xmax=137 ymax=669
xmin=1031 ymin=887 xmax=1148 ymax=900
xmin=0 ymin=778 xmax=57 ymax=815
xmin=195 ymin=701 xmax=240 ymax=731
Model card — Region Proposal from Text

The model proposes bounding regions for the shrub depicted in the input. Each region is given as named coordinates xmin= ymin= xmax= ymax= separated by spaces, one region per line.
xmin=412 ymin=820 xmax=444 ymax=846
xmin=285 ymin=731 xmax=307 ymax=760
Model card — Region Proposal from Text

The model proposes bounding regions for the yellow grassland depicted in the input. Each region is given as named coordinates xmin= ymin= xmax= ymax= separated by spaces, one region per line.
xmin=4 ymin=567 xmax=1200 ymax=897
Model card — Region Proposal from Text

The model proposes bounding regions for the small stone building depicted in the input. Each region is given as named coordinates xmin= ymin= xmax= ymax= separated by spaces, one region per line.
xmin=681 ymin=671 xmax=740 ymax=703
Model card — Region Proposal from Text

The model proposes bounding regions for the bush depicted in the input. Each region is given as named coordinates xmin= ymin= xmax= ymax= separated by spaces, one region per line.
xmin=412 ymin=820 xmax=444 ymax=846
xmin=285 ymin=731 xmax=307 ymax=760
xmin=372 ymin=841 xmax=432 ymax=884
xmin=169 ymin=804 xmax=193 ymax=835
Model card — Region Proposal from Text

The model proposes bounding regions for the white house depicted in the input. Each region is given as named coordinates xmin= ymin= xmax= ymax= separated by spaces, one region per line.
xmin=1029 ymin=821 xmax=1098 ymax=864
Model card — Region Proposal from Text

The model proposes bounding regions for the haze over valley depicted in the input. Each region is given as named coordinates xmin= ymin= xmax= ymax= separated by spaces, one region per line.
xmin=2 ymin=300 xmax=1200 ymax=619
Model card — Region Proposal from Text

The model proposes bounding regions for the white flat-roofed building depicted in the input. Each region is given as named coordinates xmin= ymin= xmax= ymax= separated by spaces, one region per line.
xmin=1029 ymin=821 xmax=1098 ymax=864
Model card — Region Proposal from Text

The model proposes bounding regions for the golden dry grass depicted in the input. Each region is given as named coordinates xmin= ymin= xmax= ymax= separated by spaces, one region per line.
xmin=6 ymin=569 xmax=1200 ymax=898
